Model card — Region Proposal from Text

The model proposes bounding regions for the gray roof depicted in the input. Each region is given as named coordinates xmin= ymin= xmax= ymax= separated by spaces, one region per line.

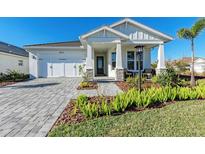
xmin=0 ymin=41 xmax=28 ymax=57
xmin=24 ymin=40 xmax=82 ymax=47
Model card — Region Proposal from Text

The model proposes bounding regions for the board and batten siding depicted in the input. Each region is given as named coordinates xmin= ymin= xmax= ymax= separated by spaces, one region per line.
xmin=112 ymin=23 xmax=160 ymax=41
xmin=0 ymin=52 xmax=29 ymax=74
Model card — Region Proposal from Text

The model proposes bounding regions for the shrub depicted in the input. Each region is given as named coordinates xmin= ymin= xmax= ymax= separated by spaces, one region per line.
xmin=111 ymin=94 xmax=124 ymax=112
xmin=100 ymin=100 xmax=111 ymax=116
xmin=75 ymin=84 xmax=205 ymax=119
xmin=0 ymin=73 xmax=7 ymax=82
xmin=0 ymin=69 xmax=28 ymax=82
xmin=126 ymin=76 xmax=145 ymax=88
xmin=197 ymin=79 xmax=205 ymax=86
xmin=156 ymin=66 xmax=181 ymax=87
xmin=151 ymin=76 xmax=158 ymax=84
xmin=79 ymin=82 xmax=90 ymax=88
xmin=79 ymin=64 xmax=89 ymax=82
xmin=76 ymin=94 xmax=88 ymax=108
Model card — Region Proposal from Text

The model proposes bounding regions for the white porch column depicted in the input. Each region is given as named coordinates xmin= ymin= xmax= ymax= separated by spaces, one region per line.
xmin=156 ymin=43 xmax=166 ymax=74
xmin=86 ymin=44 xmax=93 ymax=69
xmin=116 ymin=42 xmax=123 ymax=69
xmin=86 ymin=44 xmax=94 ymax=81
xmin=115 ymin=41 xmax=124 ymax=81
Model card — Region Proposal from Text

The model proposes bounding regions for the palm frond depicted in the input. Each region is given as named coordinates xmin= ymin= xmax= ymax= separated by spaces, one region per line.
xmin=177 ymin=28 xmax=193 ymax=40
xmin=191 ymin=18 xmax=205 ymax=37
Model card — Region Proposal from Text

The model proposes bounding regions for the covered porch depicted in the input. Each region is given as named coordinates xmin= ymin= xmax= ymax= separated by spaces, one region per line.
xmin=79 ymin=19 xmax=172 ymax=81
xmin=85 ymin=41 xmax=166 ymax=81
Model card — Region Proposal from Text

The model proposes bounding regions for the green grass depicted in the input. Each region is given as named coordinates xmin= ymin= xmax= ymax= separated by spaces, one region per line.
xmin=48 ymin=100 xmax=205 ymax=137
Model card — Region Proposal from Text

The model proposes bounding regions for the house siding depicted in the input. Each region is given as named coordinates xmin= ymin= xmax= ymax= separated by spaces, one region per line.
xmin=0 ymin=52 xmax=29 ymax=74
xmin=112 ymin=23 xmax=160 ymax=41
xmin=28 ymin=49 xmax=86 ymax=78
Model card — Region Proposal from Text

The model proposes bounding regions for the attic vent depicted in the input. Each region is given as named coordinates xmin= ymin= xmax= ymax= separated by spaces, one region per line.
xmin=59 ymin=51 xmax=64 ymax=54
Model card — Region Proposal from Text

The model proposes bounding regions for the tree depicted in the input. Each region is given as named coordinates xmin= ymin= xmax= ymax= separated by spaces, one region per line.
xmin=174 ymin=61 xmax=189 ymax=74
xmin=177 ymin=18 xmax=205 ymax=87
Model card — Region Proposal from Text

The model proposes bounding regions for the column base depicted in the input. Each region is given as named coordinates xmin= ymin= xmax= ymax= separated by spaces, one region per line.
xmin=86 ymin=69 xmax=94 ymax=81
xmin=115 ymin=68 xmax=125 ymax=81
xmin=156 ymin=68 xmax=166 ymax=75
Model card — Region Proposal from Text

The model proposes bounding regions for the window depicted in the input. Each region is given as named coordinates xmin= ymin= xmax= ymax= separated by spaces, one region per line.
xmin=127 ymin=51 xmax=134 ymax=70
xmin=112 ymin=52 xmax=116 ymax=70
xmin=136 ymin=53 xmax=143 ymax=70
xmin=32 ymin=55 xmax=36 ymax=60
xmin=18 ymin=60 xmax=23 ymax=66
xmin=127 ymin=51 xmax=143 ymax=71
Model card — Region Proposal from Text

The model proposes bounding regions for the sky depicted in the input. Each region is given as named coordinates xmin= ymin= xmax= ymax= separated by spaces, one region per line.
xmin=0 ymin=17 xmax=204 ymax=62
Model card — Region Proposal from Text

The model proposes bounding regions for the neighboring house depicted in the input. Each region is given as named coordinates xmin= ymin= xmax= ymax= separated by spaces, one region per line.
xmin=0 ymin=41 xmax=29 ymax=74
xmin=191 ymin=58 xmax=205 ymax=73
xmin=173 ymin=57 xmax=205 ymax=73
xmin=24 ymin=18 xmax=173 ymax=80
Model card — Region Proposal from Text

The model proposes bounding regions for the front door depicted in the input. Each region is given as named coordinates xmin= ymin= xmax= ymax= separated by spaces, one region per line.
xmin=97 ymin=56 xmax=104 ymax=75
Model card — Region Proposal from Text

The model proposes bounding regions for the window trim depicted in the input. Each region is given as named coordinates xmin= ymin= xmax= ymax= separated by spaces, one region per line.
xmin=18 ymin=60 xmax=23 ymax=66
xmin=126 ymin=50 xmax=144 ymax=72
xmin=111 ymin=52 xmax=116 ymax=70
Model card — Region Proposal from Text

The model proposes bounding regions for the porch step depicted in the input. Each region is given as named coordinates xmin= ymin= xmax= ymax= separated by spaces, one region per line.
xmin=93 ymin=77 xmax=115 ymax=82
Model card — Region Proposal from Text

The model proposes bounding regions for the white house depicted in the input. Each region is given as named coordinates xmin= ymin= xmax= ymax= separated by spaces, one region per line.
xmin=25 ymin=18 xmax=173 ymax=81
xmin=0 ymin=41 xmax=29 ymax=74
xmin=191 ymin=58 xmax=205 ymax=73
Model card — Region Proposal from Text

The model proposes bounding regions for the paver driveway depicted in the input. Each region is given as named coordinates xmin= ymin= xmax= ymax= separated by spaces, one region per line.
xmin=0 ymin=78 xmax=81 ymax=137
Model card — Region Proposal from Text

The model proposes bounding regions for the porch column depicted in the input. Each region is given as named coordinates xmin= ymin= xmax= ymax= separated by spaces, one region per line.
xmin=115 ymin=41 xmax=124 ymax=81
xmin=156 ymin=43 xmax=166 ymax=75
xmin=86 ymin=44 xmax=94 ymax=81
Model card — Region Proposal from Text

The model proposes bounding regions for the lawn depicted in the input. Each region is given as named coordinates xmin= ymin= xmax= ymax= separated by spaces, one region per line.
xmin=48 ymin=100 xmax=205 ymax=137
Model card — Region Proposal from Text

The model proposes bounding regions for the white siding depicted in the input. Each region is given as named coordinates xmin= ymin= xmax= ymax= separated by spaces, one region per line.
xmin=28 ymin=49 xmax=86 ymax=78
xmin=0 ymin=52 xmax=29 ymax=74
xmin=29 ymin=52 xmax=38 ymax=78
xmin=113 ymin=23 xmax=160 ymax=41
xmin=143 ymin=48 xmax=151 ymax=69
xmin=108 ymin=49 xmax=116 ymax=78
xmin=87 ymin=30 xmax=121 ymax=42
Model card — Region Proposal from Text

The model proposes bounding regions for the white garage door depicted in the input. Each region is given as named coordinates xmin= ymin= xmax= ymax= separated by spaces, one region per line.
xmin=38 ymin=51 xmax=85 ymax=78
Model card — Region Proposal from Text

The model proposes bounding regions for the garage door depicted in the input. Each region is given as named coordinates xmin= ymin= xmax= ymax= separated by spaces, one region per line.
xmin=38 ymin=59 xmax=85 ymax=77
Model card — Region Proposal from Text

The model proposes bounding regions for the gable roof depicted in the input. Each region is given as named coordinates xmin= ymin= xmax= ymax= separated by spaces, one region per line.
xmin=0 ymin=41 xmax=28 ymax=57
xmin=24 ymin=41 xmax=82 ymax=47
xmin=80 ymin=26 xmax=129 ymax=40
xmin=110 ymin=18 xmax=173 ymax=41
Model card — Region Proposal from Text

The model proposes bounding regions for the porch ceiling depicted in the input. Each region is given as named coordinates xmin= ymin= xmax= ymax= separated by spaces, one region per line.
xmin=92 ymin=43 xmax=116 ymax=51
xmin=122 ymin=43 xmax=157 ymax=49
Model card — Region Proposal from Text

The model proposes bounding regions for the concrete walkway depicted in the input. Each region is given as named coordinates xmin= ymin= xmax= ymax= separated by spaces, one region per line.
xmin=72 ymin=81 xmax=122 ymax=98
xmin=0 ymin=78 xmax=122 ymax=137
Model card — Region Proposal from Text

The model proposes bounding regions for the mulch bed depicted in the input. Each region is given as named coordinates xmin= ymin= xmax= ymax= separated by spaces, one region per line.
xmin=0 ymin=81 xmax=17 ymax=87
xmin=116 ymin=81 xmax=130 ymax=92
xmin=50 ymin=94 xmax=176 ymax=132
xmin=52 ymin=96 xmax=115 ymax=128
xmin=77 ymin=82 xmax=98 ymax=90
xmin=116 ymin=81 xmax=160 ymax=92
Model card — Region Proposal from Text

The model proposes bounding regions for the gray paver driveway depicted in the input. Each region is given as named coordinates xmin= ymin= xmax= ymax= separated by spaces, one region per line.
xmin=0 ymin=78 xmax=81 ymax=137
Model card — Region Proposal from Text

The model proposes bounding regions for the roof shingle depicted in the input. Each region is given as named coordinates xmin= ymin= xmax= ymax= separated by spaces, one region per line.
xmin=0 ymin=41 xmax=28 ymax=57
xmin=24 ymin=41 xmax=82 ymax=47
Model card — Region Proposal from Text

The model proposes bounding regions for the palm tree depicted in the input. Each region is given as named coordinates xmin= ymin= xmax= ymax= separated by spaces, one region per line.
xmin=177 ymin=18 xmax=205 ymax=87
